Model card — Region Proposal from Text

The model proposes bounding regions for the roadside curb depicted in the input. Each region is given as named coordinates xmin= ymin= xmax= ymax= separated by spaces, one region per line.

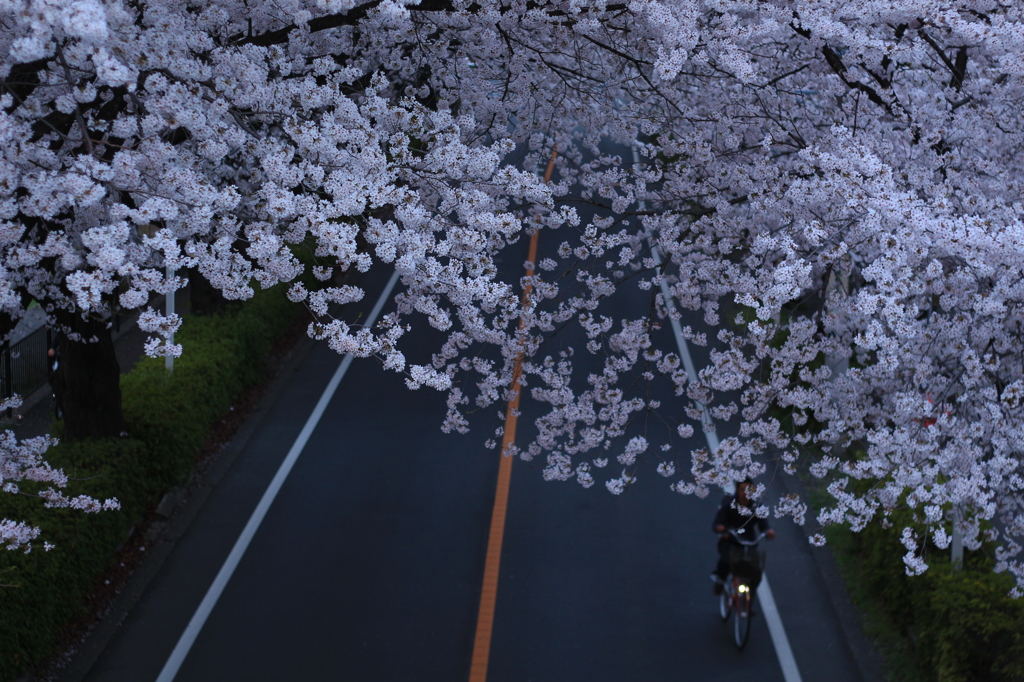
xmin=53 ymin=332 xmax=318 ymax=682
xmin=775 ymin=470 xmax=887 ymax=682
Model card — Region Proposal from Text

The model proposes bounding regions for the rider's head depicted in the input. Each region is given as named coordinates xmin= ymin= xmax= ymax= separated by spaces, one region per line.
xmin=736 ymin=478 xmax=754 ymax=505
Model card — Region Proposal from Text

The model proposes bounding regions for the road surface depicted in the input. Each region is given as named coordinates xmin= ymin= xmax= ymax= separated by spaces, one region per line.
xmin=77 ymin=245 xmax=872 ymax=682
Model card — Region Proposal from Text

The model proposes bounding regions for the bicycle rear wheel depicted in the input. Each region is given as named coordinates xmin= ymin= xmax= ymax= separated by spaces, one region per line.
xmin=718 ymin=583 xmax=732 ymax=622
xmin=733 ymin=588 xmax=752 ymax=650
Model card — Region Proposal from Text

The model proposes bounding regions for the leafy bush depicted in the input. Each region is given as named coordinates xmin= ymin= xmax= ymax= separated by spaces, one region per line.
xmin=0 ymin=438 xmax=147 ymax=678
xmin=917 ymin=568 xmax=1024 ymax=682
xmin=0 ymin=281 xmax=302 ymax=681
xmin=831 ymin=512 xmax=1024 ymax=682
xmin=120 ymin=285 xmax=296 ymax=488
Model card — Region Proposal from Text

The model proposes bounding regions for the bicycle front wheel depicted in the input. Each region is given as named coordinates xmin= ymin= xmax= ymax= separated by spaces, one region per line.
xmin=733 ymin=588 xmax=752 ymax=650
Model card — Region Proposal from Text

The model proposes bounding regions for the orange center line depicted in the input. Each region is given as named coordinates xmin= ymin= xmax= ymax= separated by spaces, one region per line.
xmin=468 ymin=148 xmax=557 ymax=682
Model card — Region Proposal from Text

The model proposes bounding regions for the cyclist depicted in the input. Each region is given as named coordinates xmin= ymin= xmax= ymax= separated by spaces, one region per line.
xmin=711 ymin=478 xmax=774 ymax=595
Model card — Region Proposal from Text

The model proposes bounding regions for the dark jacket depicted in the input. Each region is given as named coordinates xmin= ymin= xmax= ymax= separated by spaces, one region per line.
xmin=713 ymin=494 xmax=771 ymax=543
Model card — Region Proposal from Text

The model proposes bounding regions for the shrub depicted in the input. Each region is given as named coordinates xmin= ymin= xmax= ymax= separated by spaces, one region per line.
xmin=0 ymin=438 xmax=146 ymax=678
xmin=915 ymin=567 xmax=1024 ymax=682
xmin=831 ymin=512 xmax=1024 ymax=682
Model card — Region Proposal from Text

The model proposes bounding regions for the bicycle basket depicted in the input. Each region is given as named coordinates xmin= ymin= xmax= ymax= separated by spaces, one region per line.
xmin=728 ymin=545 xmax=764 ymax=587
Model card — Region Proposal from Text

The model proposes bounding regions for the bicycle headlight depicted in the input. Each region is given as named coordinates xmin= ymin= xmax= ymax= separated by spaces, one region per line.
xmin=737 ymin=584 xmax=749 ymax=593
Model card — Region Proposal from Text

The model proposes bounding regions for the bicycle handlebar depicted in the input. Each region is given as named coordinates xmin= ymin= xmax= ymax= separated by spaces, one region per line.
xmin=725 ymin=529 xmax=767 ymax=546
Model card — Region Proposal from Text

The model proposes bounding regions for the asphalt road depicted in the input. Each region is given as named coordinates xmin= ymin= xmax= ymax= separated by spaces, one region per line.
xmin=74 ymin=234 xmax=876 ymax=682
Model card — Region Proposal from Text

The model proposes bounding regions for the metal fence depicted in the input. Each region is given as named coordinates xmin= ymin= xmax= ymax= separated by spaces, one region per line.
xmin=0 ymin=326 xmax=52 ymax=403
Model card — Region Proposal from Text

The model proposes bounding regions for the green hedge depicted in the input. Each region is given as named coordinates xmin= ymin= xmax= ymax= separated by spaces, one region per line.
xmin=830 ymin=514 xmax=1024 ymax=682
xmin=0 ymin=282 xmax=302 ymax=681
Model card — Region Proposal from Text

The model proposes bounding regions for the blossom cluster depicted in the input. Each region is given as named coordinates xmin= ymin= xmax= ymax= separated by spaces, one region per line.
xmin=2 ymin=0 xmax=1024 ymax=588
xmin=0 ymin=400 xmax=119 ymax=551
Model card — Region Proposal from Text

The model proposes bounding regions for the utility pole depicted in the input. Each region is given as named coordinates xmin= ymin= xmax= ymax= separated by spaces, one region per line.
xmin=951 ymin=506 xmax=964 ymax=570
xmin=166 ymin=265 xmax=175 ymax=372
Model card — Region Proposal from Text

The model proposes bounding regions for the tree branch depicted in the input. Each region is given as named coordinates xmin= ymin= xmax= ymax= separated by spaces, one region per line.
xmin=233 ymin=0 xmax=456 ymax=47
xmin=54 ymin=44 xmax=94 ymax=156
xmin=919 ymin=30 xmax=968 ymax=91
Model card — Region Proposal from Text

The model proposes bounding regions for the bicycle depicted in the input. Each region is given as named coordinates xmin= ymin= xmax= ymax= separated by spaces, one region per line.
xmin=717 ymin=529 xmax=766 ymax=650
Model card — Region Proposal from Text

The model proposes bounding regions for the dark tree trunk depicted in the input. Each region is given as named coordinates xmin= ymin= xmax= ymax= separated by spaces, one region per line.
xmin=54 ymin=313 xmax=126 ymax=441
xmin=0 ymin=313 xmax=16 ymax=408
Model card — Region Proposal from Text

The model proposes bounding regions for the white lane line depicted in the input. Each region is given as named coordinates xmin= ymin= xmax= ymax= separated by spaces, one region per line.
xmin=630 ymin=146 xmax=802 ymax=682
xmin=156 ymin=270 xmax=401 ymax=682
xmin=758 ymin=578 xmax=803 ymax=681
xmin=654 ymin=253 xmax=720 ymax=454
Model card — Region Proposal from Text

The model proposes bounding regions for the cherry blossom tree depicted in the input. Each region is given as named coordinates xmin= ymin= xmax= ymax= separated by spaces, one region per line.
xmin=2 ymin=0 xmax=1024 ymax=589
